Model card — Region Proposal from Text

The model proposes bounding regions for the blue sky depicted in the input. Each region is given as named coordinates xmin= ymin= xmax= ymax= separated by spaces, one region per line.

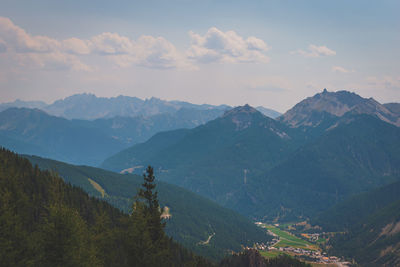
xmin=1 ymin=0 xmax=399 ymax=112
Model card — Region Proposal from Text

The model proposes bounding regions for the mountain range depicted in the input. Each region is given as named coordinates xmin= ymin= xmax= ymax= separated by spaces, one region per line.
xmin=0 ymin=94 xmax=281 ymax=166
xmin=1 ymin=88 xmax=400 ymax=265
xmin=0 ymin=93 xmax=281 ymax=120
xmin=0 ymin=107 xmax=229 ymax=165
xmin=101 ymin=89 xmax=400 ymax=221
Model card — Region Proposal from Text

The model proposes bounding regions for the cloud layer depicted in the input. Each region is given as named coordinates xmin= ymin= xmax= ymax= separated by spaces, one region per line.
xmin=0 ymin=17 xmax=273 ymax=72
xmin=292 ymin=44 xmax=336 ymax=58
xmin=0 ymin=17 xmax=187 ymax=71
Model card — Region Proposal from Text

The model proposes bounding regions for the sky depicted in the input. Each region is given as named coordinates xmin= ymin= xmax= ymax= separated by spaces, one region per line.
xmin=0 ymin=0 xmax=399 ymax=113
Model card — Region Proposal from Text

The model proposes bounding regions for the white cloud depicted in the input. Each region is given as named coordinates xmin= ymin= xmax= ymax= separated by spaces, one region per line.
xmin=0 ymin=17 xmax=90 ymax=71
xmin=0 ymin=16 xmax=186 ymax=70
xmin=108 ymin=35 xmax=185 ymax=69
xmin=62 ymin=38 xmax=91 ymax=55
xmin=0 ymin=18 xmax=274 ymax=72
xmin=91 ymin=32 xmax=133 ymax=55
xmin=187 ymin=27 xmax=270 ymax=63
xmin=292 ymin=44 xmax=336 ymax=58
xmin=332 ymin=66 xmax=352 ymax=73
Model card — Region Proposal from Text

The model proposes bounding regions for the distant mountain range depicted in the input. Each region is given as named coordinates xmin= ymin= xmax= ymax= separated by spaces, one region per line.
xmin=101 ymin=89 xmax=400 ymax=221
xmin=0 ymin=99 xmax=47 ymax=111
xmin=0 ymin=93 xmax=281 ymax=120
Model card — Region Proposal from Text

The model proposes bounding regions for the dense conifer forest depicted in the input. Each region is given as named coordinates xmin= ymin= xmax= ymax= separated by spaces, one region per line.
xmin=0 ymin=148 xmax=211 ymax=266
xmin=1 ymin=148 xmax=313 ymax=266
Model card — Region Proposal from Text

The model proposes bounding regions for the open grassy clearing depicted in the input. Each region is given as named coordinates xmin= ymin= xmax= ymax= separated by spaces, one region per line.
xmin=88 ymin=178 xmax=107 ymax=197
xmin=259 ymin=250 xmax=287 ymax=258
xmin=264 ymin=224 xmax=318 ymax=250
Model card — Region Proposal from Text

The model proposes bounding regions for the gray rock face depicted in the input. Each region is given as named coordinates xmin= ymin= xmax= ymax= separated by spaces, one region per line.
xmin=279 ymin=89 xmax=400 ymax=127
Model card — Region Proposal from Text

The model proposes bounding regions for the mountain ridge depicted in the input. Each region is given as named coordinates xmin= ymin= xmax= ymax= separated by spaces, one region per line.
xmin=102 ymin=102 xmax=400 ymax=221
xmin=279 ymin=89 xmax=399 ymax=127
xmin=1 ymin=93 xmax=281 ymax=120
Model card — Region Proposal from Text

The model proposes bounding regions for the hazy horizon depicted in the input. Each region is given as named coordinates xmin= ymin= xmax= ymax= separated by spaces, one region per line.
xmin=1 ymin=0 xmax=399 ymax=112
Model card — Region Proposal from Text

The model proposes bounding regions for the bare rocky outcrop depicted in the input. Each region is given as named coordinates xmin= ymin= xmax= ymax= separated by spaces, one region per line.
xmin=279 ymin=89 xmax=400 ymax=127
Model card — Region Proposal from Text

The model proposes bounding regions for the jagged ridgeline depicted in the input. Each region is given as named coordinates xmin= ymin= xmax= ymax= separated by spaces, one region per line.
xmin=101 ymin=98 xmax=400 ymax=221
xmin=0 ymin=148 xmax=213 ymax=266
xmin=25 ymin=154 xmax=272 ymax=260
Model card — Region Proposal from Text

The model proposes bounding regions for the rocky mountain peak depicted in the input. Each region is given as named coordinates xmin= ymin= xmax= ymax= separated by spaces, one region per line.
xmin=223 ymin=104 xmax=259 ymax=117
xmin=280 ymin=89 xmax=400 ymax=127
xmin=222 ymin=104 xmax=268 ymax=130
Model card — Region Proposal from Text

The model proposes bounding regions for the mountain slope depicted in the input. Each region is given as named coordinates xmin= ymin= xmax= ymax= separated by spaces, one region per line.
xmin=0 ymin=108 xmax=126 ymax=166
xmin=384 ymin=103 xmax=400 ymax=116
xmin=255 ymin=106 xmax=282 ymax=119
xmin=25 ymin=154 xmax=272 ymax=260
xmin=83 ymin=108 xmax=223 ymax=145
xmin=279 ymin=89 xmax=399 ymax=127
xmin=0 ymin=106 xmax=229 ymax=165
xmin=247 ymin=113 xmax=400 ymax=220
xmin=102 ymin=105 xmax=303 ymax=213
xmin=102 ymin=107 xmax=400 ymax=221
xmin=311 ymin=181 xmax=400 ymax=266
xmin=0 ymin=148 xmax=210 ymax=267
xmin=102 ymin=106 xmax=302 ymax=203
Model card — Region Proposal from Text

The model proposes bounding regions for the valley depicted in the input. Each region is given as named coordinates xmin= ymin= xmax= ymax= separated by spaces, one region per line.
xmin=256 ymin=223 xmax=349 ymax=266
xmin=1 ymin=89 xmax=399 ymax=266
xmin=1 ymin=1 xmax=399 ymax=265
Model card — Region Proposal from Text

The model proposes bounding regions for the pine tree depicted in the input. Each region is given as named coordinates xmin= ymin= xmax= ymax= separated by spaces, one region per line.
xmin=130 ymin=166 xmax=172 ymax=266
xmin=136 ymin=166 xmax=165 ymax=242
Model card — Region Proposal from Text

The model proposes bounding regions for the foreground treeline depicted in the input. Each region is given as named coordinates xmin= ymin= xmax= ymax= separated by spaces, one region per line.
xmin=0 ymin=148 xmax=210 ymax=267
xmin=0 ymin=148 xmax=310 ymax=267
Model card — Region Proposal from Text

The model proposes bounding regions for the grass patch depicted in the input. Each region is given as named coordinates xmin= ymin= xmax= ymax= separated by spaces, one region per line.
xmin=259 ymin=250 xmax=287 ymax=258
xmin=264 ymin=224 xmax=318 ymax=250
xmin=88 ymin=178 xmax=106 ymax=197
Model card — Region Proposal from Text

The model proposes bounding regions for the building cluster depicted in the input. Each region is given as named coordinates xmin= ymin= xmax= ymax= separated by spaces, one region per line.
xmin=300 ymin=232 xmax=320 ymax=242
xmin=262 ymin=246 xmax=350 ymax=266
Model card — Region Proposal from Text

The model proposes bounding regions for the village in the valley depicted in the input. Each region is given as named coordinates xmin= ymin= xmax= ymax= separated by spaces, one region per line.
xmin=253 ymin=222 xmax=352 ymax=266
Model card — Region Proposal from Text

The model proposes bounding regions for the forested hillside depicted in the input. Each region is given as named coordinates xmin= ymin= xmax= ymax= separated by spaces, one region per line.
xmin=248 ymin=113 xmax=400 ymax=219
xmin=0 ymin=148 xmax=210 ymax=266
xmin=311 ymin=181 xmax=400 ymax=266
xmin=26 ymin=154 xmax=272 ymax=260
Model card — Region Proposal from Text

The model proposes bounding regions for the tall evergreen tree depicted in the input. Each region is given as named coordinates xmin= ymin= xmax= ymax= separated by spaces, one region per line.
xmin=136 ymin=166 xmax=165 ymax=242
